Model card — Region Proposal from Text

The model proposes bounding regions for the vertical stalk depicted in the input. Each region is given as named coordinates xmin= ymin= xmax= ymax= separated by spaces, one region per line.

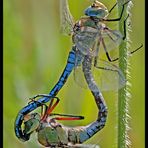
xmin=117 ymin=0 xmax=132 ymax=148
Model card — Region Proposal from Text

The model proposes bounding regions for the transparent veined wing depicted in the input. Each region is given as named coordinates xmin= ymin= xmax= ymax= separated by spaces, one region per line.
xmin=92 ymin=58 xmax=126 ymax=91
xmin=73 ymin=57 xmax=126 ymax=92
xmin=73 ymin=26 xmax=100 ymax=56
xmin=74 ymin=65 xmax=88 ymax=90
xmin=92 ymin=27 xmax=125 ymax=91
xmin=73 ymin=24 xmax=123 ymax=58
xmin=73 ymin=50 xmax=88 ymax=89
xmin=98 ymin=26 xmax=124 ymax=59
xmin=60 ymin=0 xmax=74 ymax=35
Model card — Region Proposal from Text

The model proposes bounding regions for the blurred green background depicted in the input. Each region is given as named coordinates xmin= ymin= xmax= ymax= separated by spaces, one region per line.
xmin=4 ymin=0 xmax=144 ymax=148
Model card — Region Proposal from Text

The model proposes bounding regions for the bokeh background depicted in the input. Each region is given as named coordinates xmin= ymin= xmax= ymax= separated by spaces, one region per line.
xmin=4 ymin=0 xmax=144 ymax=148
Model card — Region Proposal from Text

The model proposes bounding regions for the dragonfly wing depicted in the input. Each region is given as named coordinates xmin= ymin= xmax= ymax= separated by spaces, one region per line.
xmin=73 ymin=65 xmax=88 ymax=90
xmin=60 ymin=0 xmax=74 ymax=35
xmin=73 ymin=58 xmax=126 ymax=92
xmin=73 ymin=50 xmax=88 ymax=90
xmin=99 ymin=27 xmax=123 ymax=59
xmin=73 ymin=25 xmax=100 ymax=56
xmin=92 ymin=59 xmax=126 ymax=91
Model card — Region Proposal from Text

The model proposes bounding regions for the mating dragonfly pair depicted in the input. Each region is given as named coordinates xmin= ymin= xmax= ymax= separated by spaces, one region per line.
xmin=14 ymin=0 xmax=142 ymax=147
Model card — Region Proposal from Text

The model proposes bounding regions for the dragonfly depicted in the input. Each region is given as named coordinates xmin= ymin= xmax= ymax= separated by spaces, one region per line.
xmin=20 ymin=95 xmax=101 ymax=147
xmin=15 ymin=0 xmax=142 ymax=143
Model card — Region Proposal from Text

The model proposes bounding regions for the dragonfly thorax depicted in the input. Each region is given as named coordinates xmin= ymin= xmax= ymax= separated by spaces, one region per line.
xmin=72 ymin=17 xmax=106 ymax=56
xmin=85 ymin=1 xmax=109 ymax=19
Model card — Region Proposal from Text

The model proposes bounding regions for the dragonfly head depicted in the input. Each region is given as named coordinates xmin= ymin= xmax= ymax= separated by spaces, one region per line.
xmin=23 ymin=113 xmax=41 ymax=134
xmin=85 ymin=0 xmax=109 ymax=19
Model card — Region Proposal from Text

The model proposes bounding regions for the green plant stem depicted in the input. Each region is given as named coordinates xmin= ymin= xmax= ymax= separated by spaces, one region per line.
xmin=117 ymin=0 xmax=131 ymax=148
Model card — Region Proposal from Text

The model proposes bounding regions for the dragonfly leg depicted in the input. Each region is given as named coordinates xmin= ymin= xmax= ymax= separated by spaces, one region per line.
xmin=28 ymin=94 xmax=51 ymax=102
xmin=94 ymin=64 xmax=119 ymax=73
xmin=130 ymin=44 xmax=143 ymax=54
xmin=41 ymin=97 xmax=60 ymax=121
xmin=105 ymin=52 xmax=118 ymax=62
xmin=122 ymin=14 xmax=129 ymax=40
xmin=50 ymin=113 xmax=84 ymax=121
xmin=100 ymin=21 xmax=142 ymax=63
xmin=94 ymin=57 xmax=124 ymax=77
xmin=103 ymin=0 xmax=131 ymax=22
xmin=95 ymin=43 xmax=143 ymax=64
xmin=28 ymin=94 xmax=51 ymax=117
xmin=101 ymin=38 xmax=119 ymax=62
xmin=40 ymin=103 xmax=48 ymax=117
xmin=108 ymin=2 xmax=117 ymax=14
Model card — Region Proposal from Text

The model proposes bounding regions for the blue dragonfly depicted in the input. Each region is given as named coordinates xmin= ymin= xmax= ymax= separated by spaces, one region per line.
xmin=15 ymin=0 xmax=142 ymax=145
